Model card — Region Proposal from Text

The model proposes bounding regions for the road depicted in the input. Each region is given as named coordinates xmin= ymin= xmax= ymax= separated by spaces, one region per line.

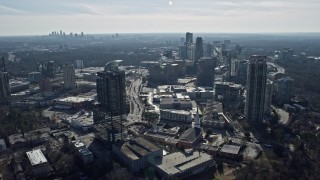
xmin=267 ymin=62 xmax=285 ymax=77
xmin=126 ymin=68 xmax=147 ymax=125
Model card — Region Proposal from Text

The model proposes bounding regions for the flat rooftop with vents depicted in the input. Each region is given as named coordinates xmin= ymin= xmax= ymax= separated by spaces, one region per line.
xmin=26 ymin=149 xmax=48 ymax=166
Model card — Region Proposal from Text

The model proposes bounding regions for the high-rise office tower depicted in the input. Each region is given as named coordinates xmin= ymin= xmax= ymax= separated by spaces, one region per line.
xmin=196 ymin=57 xmax=216 ymax=87
xmin=186 ymin=32 xmax=193 ymax=44
xmin=96 ymin=60 xmax=126 ymax=115
xmin=236 ymin=60 xmax=249 ymax=85
xmin=63 ymin=63 xmax=76 ymax=89
xmin=195 ymin=37 xmax=203 ymax=62
xmin=0 ymin=57 xmax=10 ymax=105
xmin=37 ymin=61 xmax=58 ymax=78
xmin=179 ymin=46 xmax=187 ymax=60
xmin=0 ymin=72 xmax=10 ymax=103
xmin=274 ymin=76 xmax=293 ymax=105
xmin=39 ymin=77 xmax=52 ymax=92
xmin=203 ymin=43 xmax=213 ymax=57
xmin=96 ymin=60 xmax=126 ymax=141
xmin=0 ymin=57 xmax=6 ymax=72
xmin=245 ymin=55 xmax=267 ymax=125
xmin=264 ymin=80 xmax=273 ymax=115
xmin=75 ymin=60 xmax=84 ymax=70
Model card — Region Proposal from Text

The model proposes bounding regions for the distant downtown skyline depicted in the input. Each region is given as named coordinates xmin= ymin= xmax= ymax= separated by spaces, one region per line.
xmin=0 ymin=0 xmax=320 ymax=35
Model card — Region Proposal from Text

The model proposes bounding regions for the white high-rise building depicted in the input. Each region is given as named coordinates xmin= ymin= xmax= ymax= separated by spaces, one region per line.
xmin=63 ymin=63 xmax=76 ymax=89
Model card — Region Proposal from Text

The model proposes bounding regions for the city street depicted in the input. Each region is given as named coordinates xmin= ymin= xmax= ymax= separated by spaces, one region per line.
xmin=126 ymin=69 xmax=147 ymax=124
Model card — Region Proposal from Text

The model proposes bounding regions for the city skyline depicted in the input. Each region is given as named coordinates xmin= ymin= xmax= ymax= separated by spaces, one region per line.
xmin=1 ymin=0 xmax=320 ymax=36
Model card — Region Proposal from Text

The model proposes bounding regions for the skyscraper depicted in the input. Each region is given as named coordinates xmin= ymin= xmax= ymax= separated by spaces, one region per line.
xmin=96 ymin=60 xmax=126 ymax=115
xmin=195 ymin=37 xmax=203 ymax=62
xmin=264 ymin=80 xmax=273 ymax=115
xmin=236 ymin=60 xmax=249 ymax=85
xmin=37 ymin=61 xmax=58 ymax=78
xmin=0 ymin=57 xmax=10 ymax=105
xmin=96 ymin=60 xmax=126 ymax=141
xmin=186 ymin=32 xmax=193 ymax=44
xmin=196 ymin=57 xmax=216 ymax=87
xmin=63 ymin=63 xmax=76 ymax=89
xmin=274 ymin=76 xmax=293 ymax=105
xmin=245 ymin=55 xmax=267 ymax=125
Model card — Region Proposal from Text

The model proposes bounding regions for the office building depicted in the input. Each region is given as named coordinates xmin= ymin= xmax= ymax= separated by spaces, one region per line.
xmin=0 ymin=57 xmax=6 ymax=72
xmin=186 ymin=32 xmax=193 ymax=44
xmin=236 ymin=60 xmax=249 ymax=85
xmin=0 ymin=72 xmax=10 ymax=102
xmin=179 ymin=46 xmax=187 ymax=60
xmin=203 ymin=43 xmax=213 ymax=57
xmin=151 ymin=151 xmax=214 ymax=179
xmin=196 ymin=57 xmax=216 ymax=87
xmin=245 ymin=55 xmax=267 ymax=125
xmin=75 ymin=59 xmax=84 ymax=69
xmin=195 ymin=37 xmax=203 ymax=61
xmin=160 ymin=97 xmax=193 ymax=110
xmin=214 ymin=82 xmax=243 ymax=108
xmin=0 ymin=57 xmax=10 ymax=105
xmin=264 ymin=80 xmax=273 ymax=115
xmin=63 ymin=63 xmax=76 ymax=89
xmin=28 ymin=72 xmax=41 ymax=84
xmin=97 ymin=60 xmax=126 ymax=141
xmin=96 ymin=60 xmax=126 ymax=115
xmin=112 ymin=137 xmax=162 ymax=172
xmin=160 ymin=109 xmax=193 ymax=122
xmin=39 ymin=77 xmax=52 ymax=92
xmin=274 ymin=76 xmax=293 ymax=105
xmin=37 ymin=61 xmax=58 ymax=78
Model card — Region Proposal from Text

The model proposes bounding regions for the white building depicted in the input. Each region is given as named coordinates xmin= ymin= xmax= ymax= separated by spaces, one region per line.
xmin=160 ymin=109 xmax=192 ymax=122
xmin=63 ymin=63 xmax=76 ymax=89
xmin=67 ymin=111 xmax=94 ymax=132
xmin=26 ymin=149 xmax=52 ymax=177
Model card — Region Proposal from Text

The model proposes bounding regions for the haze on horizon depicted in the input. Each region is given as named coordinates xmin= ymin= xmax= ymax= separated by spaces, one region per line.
xmin=0 ymin=0 xmax=320 ymax=36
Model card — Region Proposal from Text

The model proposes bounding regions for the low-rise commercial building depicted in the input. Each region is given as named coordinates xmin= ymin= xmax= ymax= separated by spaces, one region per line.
xmin=219 ymin=144 xmax=242 ymax=161
xmin=151 ymin=151 xmax=215 ymax=179
xmin=160 ymin=97 xmax=192 ymax=110
xmin=26 ymin=149 xmax=53 ymax=177
xmin=54 ymin=96 xmax=94 ymax=109
xmin=112 ymin=137 xmax=162 ymax=172
xmin=160 ymin=109 xmax=192 ymax=122
xmin=8 ymin=133 xmax=27 ymax=149
xmin=67 ymin=111 xmax=94 ymax=132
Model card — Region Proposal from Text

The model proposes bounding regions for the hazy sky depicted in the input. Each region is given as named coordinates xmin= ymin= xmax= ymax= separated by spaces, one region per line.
xmin=0 ymin=0 xmax=320 ymax=35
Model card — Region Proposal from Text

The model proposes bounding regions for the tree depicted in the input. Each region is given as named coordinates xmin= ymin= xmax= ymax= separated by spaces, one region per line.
xmin=142 ymin=111 xmax=159 ymax=124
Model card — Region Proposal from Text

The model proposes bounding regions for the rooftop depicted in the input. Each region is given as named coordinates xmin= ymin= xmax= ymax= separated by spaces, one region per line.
xmin=26 ymin=149 xmax=48 ymax=166
xmin=160 ymin=109 xmax=192 ymax=115
xmin=117 ymin=137 xmax=161 ymax=160
xmin=220 ymin=144 xmax=241 ymax=155
xmin=8 ymin=133 xmax=26 ymax=145
xmin=153 ymin=151 xmax=213 ymax=176
xmin=56 ymin=96 xmax=94 ymax=103
xmin=179 ymin=127 xmax=202 ymax=143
